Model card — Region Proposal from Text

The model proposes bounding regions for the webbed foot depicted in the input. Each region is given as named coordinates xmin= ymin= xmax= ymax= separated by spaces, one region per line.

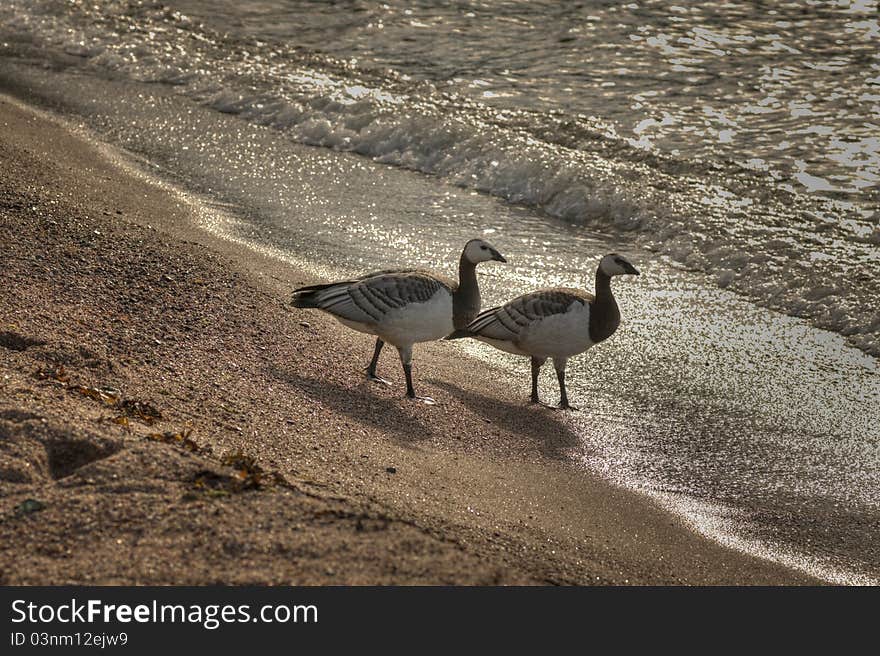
xmin=366 ymin=373 xmax=393 ymax=386
xmin=407 ymin=395 xmax=436 ymax=405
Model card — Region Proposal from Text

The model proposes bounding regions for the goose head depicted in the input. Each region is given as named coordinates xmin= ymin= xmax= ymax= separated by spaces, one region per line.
xmin=599 ymin=253 xmax=640 ymax=277
xmin=463 ymin=238 xmax=507 ymax=264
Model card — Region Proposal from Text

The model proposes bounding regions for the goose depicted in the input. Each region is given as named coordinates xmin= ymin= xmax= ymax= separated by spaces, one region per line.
xmin=291 ymin=239 xmax=507 ymax=403
xmin=448 ymin=253 xmax=639 ymax=409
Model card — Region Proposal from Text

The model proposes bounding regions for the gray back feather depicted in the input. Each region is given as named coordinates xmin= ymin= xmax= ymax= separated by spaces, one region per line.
xmin=309 ymin=270 xmax=454 ymax=325
xmin=468 ymin=288 xmax=592 ymax=341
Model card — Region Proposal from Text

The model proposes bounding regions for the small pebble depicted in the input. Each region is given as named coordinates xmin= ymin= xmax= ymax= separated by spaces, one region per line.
xmin=16 ymin=499 xmax=45 ymax=515
xmin=385 ymin=467 xmax=397 ymax=474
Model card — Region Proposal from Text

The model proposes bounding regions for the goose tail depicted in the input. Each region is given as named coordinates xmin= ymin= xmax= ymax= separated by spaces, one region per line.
xmin=291 ymin=282 xmax=342 ymax=309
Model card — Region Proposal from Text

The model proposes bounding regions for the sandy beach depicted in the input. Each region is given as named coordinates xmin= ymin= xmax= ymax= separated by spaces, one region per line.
xmin=0 ymin=92 xmax=824 ymax=585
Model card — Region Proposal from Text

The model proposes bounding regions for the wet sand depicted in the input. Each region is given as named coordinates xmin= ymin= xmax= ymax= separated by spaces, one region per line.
xmin=0 ymin=93 xmax=817 ymax=585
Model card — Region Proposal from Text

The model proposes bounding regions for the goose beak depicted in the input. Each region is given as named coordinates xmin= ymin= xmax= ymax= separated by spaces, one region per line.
xmin=626 ymin=263 xmax=640 ymax=275
xmin=491 ymin=249 xmax=507 ymax=263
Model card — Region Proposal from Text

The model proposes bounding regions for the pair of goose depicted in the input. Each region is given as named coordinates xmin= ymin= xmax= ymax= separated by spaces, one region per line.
xmin=292 ymin=239 xmax=639 ymax=409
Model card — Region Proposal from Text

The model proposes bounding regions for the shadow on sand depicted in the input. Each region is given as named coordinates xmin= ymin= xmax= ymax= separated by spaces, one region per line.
xmin=428 ymin=379 xmax=580 ymax=460
xmin=266 ymin=365 xmax=434 ymax=443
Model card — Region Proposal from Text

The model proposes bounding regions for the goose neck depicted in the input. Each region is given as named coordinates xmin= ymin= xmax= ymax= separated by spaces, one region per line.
xmin=589 ymin=268 xmax=621 ymax=343
xmin=458 ymin=254 xmax=478 ymax=291
xmin=454 ymin=254 xmax=481 ymax=329
xmin=595 ymin=269 xmax=614 ymax=302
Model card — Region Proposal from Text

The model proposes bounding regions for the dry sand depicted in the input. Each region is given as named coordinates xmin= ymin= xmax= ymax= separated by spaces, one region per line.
xmin=0 ymin=93 xmax=817 ymax=584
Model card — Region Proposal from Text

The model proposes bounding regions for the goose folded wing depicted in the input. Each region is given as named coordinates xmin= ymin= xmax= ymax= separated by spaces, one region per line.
xmin=469 ymin=289 xmax=592 ymax=341
xmin=325 ymin=272 xmax=451 ymax=323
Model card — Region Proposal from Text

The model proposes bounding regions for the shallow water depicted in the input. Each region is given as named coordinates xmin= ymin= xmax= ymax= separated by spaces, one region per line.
xmin=1 ymin=2 xmax=878 ymax=583
xmin=172 ymin=0 xmax=880 ymax=198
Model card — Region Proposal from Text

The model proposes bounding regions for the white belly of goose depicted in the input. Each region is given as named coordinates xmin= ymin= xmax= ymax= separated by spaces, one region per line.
xmin=368 ymin=289 xmax=454 ymax=347
xmin=518 ymin=301 xmax=594 ymax=358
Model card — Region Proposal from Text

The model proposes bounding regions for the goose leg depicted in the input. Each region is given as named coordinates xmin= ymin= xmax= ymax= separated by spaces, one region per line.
xmin=398 ymin=345 xmax=435 ymax=404
xmin=553 ymin=357 xmax=577 ymax=411
xmin=530 ymin=356 xmax=546 ymax=404
xmin=365 ymin=338 xmax=392 ymax=386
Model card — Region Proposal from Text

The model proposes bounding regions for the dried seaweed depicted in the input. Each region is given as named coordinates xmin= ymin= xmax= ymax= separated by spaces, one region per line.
xmin=119 ymin=399 xmax=162 ymax=424
xmin=186 ymin=451 xmax=286 ymax=498
xmin=72 ymin=385 xmax=120 ymax=406
xmin=220 ymin=451 xmax=270 ymax=490
xmin=189 ymin=471 xmax=234 ymax=497
xmin=145 ymin=428 xmax=198 ymax=452
xmin=35 ymin=364 xmax=161 ymax=424
xmin=36 ymin=364 xmax=71 ymax=385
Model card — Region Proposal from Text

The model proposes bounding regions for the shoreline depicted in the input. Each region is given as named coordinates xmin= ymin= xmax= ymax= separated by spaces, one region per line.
xmin=0 ymin=92 xmax=818 ymax=585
